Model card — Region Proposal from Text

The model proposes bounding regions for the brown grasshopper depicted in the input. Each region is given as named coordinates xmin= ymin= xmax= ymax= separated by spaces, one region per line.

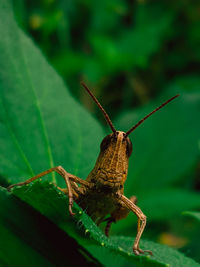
xmin=7 ymin=82 xmax=179 ymax=255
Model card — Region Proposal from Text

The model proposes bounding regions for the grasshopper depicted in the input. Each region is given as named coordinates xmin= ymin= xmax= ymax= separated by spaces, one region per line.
xmin=7 ymin=82 xmax=179 ymax=255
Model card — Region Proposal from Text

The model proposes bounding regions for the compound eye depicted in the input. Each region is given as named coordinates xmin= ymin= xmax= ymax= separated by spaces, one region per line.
xmin=126 ymin=137 xmax=133 ymax=157
xmin=100 ymin=134 xmax=112 ymax=152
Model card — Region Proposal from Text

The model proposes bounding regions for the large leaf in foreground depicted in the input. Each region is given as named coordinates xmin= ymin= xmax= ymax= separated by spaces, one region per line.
xmin=8 ymin=181 xmax=200 ymax=267
xmin=0 ymin=0 xmax=104 ymax=186
xmin=0 ymin=186 xmax=100 ymax=266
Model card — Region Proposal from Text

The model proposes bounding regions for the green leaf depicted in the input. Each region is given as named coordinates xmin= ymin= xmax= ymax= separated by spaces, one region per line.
xmin=182 ymin=211 xmax=200 ymax=222
xmin=10 ymin=181 xmax=200 ymax=267
xmin=0 ymin=1 xmax=199 ymax=266
xmin=140 ymin=189 xmax=200 ymax=221
xmin=0 ymin=0 xmax=104 ymax=186
xmin=0 ymin=186 xmax=100 ymax=266
xmin=115 ymin=79 xmax=200 ymax=194
xmin=113 ymin=189 xmax=200 ymax=233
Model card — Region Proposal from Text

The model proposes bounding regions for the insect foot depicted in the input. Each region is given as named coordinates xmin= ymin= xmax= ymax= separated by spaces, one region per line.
xmin=68 ymin=198 xmax=75 ymax=216
xmin=133 ymin=248 xmax=153 ymax=256
xmin=7 ymin=181 xmax=27 ymax=192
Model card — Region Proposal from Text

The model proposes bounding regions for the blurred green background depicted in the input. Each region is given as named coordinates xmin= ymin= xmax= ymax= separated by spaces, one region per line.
xmin=13 ymin=0 xmax=200 ymax=118
xmin=2 ymin=0 xmax=200 ymax=265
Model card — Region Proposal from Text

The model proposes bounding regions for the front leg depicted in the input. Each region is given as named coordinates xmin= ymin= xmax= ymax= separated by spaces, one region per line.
xmin=7 ymin=166 xmax=91 ymax=216
xmin=104 ymin=196 xmax=137 ymax=237
xmin=117 ymin=193 xmax=152 ymax=256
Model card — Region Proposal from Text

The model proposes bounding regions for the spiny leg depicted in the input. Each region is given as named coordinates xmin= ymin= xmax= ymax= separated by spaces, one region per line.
xmin=56 ymin=184 xmax=79 ymax=200
xmin=56 ymin=178 xmax=82 ymax=200
xmin=104 ymin=196 xmax=137 ymax=237
xmin=7 ymin=166 xmax=91 ymax=216
xmin=117 ymin=193 xmax=152 ymax=256
xmin=104 ymin=217 xmax=115 ymax=237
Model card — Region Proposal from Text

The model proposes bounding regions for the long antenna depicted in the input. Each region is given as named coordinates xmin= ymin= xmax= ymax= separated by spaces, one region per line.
xmin=81 ymin=82 xmax=116 ymax=133
xmin=125 ymin=94 xmax=180 ymax=137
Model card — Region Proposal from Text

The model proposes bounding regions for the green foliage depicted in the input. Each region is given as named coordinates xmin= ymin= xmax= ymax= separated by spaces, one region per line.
xmin=3 ymin=182 xmax=199 ymax=267
xmin=0 ymin=0 xmax=200 ymax=266
xmin=0 ymin=0 xmax=104 ymax=186
xmin=112 ymin=79 xmax=200 ymax=235
xmin=0 ymin=186 xmax=100 ymax=266
xmin=116 ymin=83 xmax=200 ymax=192
xmin=183 ymin=211 xmax=200 ymax=222
xmin=12 ymin=0 xmax=200 ymax=115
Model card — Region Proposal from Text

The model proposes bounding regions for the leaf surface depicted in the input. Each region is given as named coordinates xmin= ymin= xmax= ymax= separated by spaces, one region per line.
xmin=0 ymin=186 xmax=100 ymax=266
xmin=9 ymin=181 xmax=200 ymax=267
xmin=0 ymin=0 xmax=104 ymax=186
